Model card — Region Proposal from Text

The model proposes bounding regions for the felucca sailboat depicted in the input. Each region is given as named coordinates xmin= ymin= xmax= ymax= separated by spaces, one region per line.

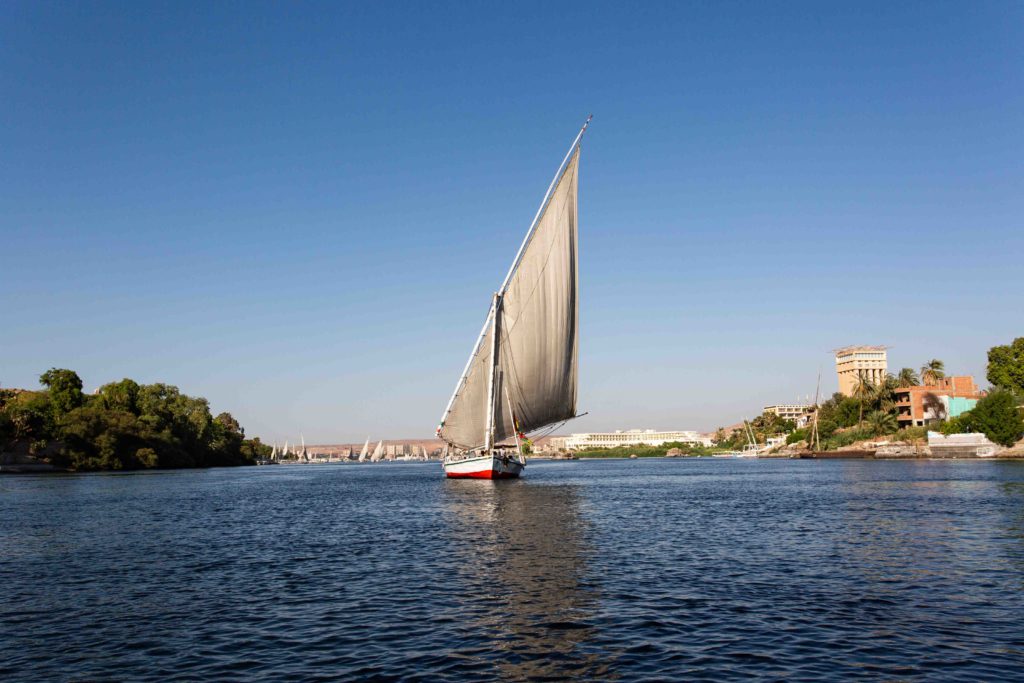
xmin=370 ymin=440 xmax=384 ymax=463
xmin=437 ymin=117 xmax=591 ymax=479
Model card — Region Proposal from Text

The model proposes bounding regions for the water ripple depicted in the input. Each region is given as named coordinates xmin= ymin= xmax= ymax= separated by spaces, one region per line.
xmin=2 ymin=459 xmax=1024 ymax=680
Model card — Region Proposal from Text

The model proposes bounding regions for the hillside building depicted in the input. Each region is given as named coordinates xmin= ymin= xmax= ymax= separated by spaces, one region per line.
xmin=894 ymin=376 xmax=985 ymax=427
xmin=763 ymin=404 xmax=811 ymax=424
xmin=835 ymin=345 xmax=888 ymax=396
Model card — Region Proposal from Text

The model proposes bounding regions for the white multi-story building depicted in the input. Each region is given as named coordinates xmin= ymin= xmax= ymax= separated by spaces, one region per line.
xmin=763 ymin=404 xmax=811 ymax=425
xmin=563 ymin=429 xmax=713 ymax=450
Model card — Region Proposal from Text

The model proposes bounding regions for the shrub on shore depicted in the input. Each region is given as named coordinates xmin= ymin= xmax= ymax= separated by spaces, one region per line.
xmin=1 ymin=369 xmax=269 ymax=471
xmin=941 ymin=390 xmax=1024 ymax=447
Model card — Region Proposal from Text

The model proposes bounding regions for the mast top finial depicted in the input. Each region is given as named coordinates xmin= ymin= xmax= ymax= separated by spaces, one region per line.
xmin=579 ymin=115 xmax=593 ymax=140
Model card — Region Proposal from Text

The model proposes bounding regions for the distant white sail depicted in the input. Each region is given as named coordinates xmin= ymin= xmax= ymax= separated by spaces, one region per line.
xmin=370 ymin=440 xmax=384 ymax=462
xmin=358 ymin=438 xmax=370 ymax=462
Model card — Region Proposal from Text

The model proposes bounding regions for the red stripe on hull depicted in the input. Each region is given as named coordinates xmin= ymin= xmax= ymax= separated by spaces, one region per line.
xmin=445 ymin=470 xmax=519 ymax=479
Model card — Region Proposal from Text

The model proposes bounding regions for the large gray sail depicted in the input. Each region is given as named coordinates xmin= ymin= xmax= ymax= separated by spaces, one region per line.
xmin=439 ymin=149 xmax=580 ymax=450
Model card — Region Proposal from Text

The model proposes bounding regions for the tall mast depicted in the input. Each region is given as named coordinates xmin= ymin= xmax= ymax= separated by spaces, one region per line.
xmin=483 ymin=293 xmax=501 ymax=452
xmin=437 ymin=115 xmax=593 ymax=443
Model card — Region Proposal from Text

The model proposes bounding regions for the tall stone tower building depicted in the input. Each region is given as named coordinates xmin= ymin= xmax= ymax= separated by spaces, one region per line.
xmin=834 ymin=346 xmax=888 ymax=396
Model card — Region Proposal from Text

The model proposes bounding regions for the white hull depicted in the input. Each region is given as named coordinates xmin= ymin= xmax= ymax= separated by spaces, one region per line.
xmin=443 ymin=454 xmax=525 ymax=479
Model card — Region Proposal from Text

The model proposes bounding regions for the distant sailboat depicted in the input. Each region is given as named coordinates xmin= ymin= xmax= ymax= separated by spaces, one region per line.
xmin=739 ymin=421 xmax=760 ymax=458
xmin=370 ymin=440 xmax=384 ymax=463
xmin=437 ymin=117 xmax=590 ymax=479
xmin=358 ymin=438 xmax=370 ymax=462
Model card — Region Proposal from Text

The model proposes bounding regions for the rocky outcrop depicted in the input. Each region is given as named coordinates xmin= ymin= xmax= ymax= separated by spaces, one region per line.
xmin=873 ymin=444 xmax=929 ymax=458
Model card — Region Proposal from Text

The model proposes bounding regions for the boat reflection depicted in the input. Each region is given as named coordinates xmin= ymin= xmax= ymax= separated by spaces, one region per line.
xmin=441 ymin=479 xmax=611 ymax=679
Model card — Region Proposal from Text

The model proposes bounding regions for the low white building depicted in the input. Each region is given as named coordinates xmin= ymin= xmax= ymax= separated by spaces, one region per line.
xmin=763 ymin=404 xmax=811 ymax=426
xmin=563 ymin=429 xmax=713 ymax=450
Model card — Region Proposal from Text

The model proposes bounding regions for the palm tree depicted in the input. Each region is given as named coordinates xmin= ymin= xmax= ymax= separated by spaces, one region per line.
xmin=875 ymin=374 xmax=899 ymax=413
xmin=852 ymin=370 xmax=875 ymax=428
xmin=896 ymin=368 xmax=920 ymax=388
xmin=866 ymin=410 xmax=897 ymax=436
xmin=921 ymin=359 xmax=945 ymax=386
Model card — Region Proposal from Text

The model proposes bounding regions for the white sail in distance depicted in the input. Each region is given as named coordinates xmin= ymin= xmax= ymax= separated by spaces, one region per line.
xmin=358 ymin=437 xmax=370 ymax=462
xmin=370 ymin=440 xmax=384 ymax=462
xmin=438 ymin=144 xmax=581 ymax=451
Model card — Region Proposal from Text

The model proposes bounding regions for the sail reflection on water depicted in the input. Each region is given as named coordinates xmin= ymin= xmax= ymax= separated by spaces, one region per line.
xmin=441 ymin=480 xmax=612 ymax=679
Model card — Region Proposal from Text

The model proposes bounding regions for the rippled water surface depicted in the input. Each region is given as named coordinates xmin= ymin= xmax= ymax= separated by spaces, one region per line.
xmin=3 ymin=459 xmax=1024 ymax=681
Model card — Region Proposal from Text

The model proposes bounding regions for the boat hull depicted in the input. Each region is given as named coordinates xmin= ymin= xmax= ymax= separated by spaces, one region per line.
xmin=443 ymin=454 xmax=524 ymax=479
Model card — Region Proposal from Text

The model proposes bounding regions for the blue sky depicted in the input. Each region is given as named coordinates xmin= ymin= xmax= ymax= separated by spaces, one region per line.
xmin=2 ymin=1 xmax=1022 ymax=442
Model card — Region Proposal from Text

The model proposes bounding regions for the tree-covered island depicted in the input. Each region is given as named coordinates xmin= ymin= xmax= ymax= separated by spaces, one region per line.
xmin=1 ymin=369 xmax=271 ymax=471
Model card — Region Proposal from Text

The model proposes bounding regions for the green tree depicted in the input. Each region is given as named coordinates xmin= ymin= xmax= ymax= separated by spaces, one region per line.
xmin=39 ymin=368 xmax=84 ymax=416
xmin=0 ymin=387 xmax=17 ymax=409
xmin=956 ymin=390 xmax=1024 ymax=447
xmin=852 ymin=371 xmax=875 ymax=427
xmin=96 ymin=378 xmax=141 ymax=414
xmin=987 ymin=337 xmax=1024 ymax=394
xmin=835 ymin=397 xmax=860 ymax=428
xmin=920 ymin=359 xmax=945 ymax=386
xmin=816 ymin=417 xmax=839 ymax=439
xmin=240 ymin=438 xmax=270 ymax=463
xmin=940 ymin=415 xmax=966 ymax=436
xmin=751 ymin=412 xmax=796 ymax=440
xmin=896 ymin=368 xmax=920 ymax=388
xmin=209 ymin=411 xmax=245 ymax=466
xmin=873 ymin=374 xmax=899 ymax=413
xmin=866 ymin=410 xmax=897 ymax=436
xmin=136 ymin=383 xmax=214 ymax=457
xmin=5 ymin=368 xmax=263 ymax=471
xmin=60 ymin=405 xmax=152 ymax=470
xmin=5 ymin=393 xmax=55 ymax=448
xmin=786 ymin=428 xmax=808 ymax=445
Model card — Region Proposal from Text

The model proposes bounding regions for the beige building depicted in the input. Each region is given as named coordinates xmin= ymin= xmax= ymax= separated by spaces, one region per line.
xmin=834 ymin=345 xmax=888 ymax=396
xmin=763 ymin=404 xmax=811 ymax=424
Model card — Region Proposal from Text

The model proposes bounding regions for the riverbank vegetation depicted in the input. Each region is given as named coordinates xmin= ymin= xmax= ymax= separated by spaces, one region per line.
xmin=0 ymin=369 xmax=271 ymax=471
xmin=717 ymin=338 xmax=1024 ymax=452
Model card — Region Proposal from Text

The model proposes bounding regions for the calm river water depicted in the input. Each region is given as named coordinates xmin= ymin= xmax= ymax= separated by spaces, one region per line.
xmin=3 ymin=459 xmax=1024 ymax=681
